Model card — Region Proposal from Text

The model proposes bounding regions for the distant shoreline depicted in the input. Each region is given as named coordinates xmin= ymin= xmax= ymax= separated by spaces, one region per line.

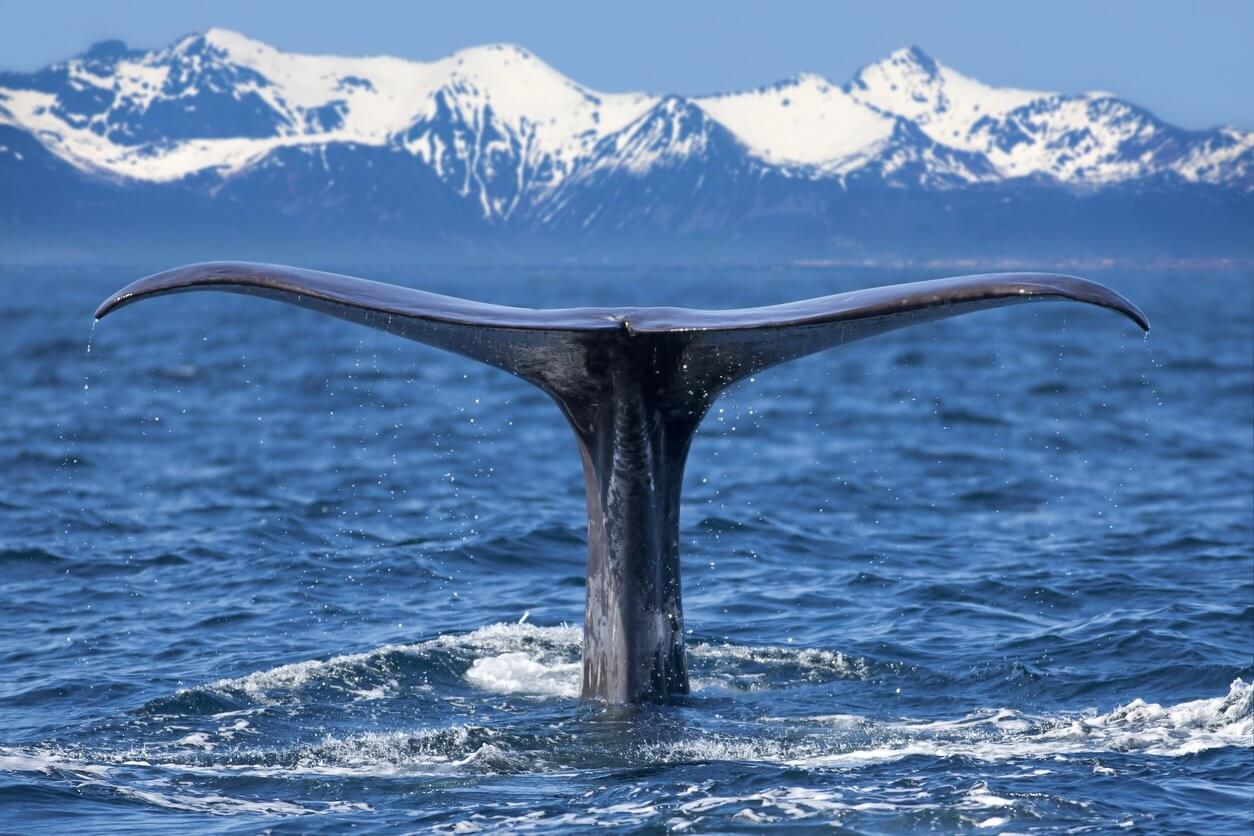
xmin=0 ymin=255 xmax=1251 ymax=274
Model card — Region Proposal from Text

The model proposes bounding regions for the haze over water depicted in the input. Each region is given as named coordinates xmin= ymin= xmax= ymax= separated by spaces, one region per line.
xmin=1 ymin=266 xmax=1250 ymax=832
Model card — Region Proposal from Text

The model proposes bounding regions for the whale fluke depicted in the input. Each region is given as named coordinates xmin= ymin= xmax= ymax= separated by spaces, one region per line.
xmin=96 ymin=262 xmax=1148 ymax=703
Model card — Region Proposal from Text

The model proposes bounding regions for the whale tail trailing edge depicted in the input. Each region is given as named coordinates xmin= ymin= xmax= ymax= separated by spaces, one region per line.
xmin=96 ymin=262 xmax=1148 ymax=703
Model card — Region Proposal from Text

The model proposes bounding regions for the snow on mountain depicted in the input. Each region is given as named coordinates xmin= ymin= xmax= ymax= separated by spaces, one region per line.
xmin=0 ymin=29 xmax=657 ymax=205
xmin=846 ymin=46 xmax=1044 ymax=143
xmin=386 ymin=51 xmax=654 ymax=218
xmin=695 ymin=74 xmax=894 ymax=168
xmin=571 ymin=96 xmax=730 ymax=175
xmin=833 ymin=120 xmax=1000 ymax=187
xmin=962 ymin=94 xmax=1254 ymax=186
xmin=0 ymin=28 xmax=1249 ymax=238
xmin=846 ymin=45 xmax=1253 ymax=187
xmin=533 ymin=96 xmax=780 ymax=235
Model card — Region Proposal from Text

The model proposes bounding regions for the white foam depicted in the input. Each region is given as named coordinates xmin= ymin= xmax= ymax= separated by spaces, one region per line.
xmin=640 ymin=680 xmax=1253 ymax=771
xmin=1034 ymin=678 xmax=1253 ymax=757
xmin=292 ymin=726 xmax=527 ymax=777
xmin=976 ymin=816 xmax=1009 ymax=828
xmin=191 ymin=619 xmax=1250 ymax=771
xmin=0 ymin=680 xmax=1246 ymax=822
xmin=160 ymin=725 xmax=536 ymax=779
xmin=465 ymin=651 xmax=580 ymax=698
xmin=688 ymin=640 xmax=869 ymax=679
xmin=672 ymin=785 xmax=911 ymax=826
xmin=0 ymin=748 xmax=111 ymax=779
xmin=112 ymin=785 xmax=317 ymax=816
xmin=199 ymin=621 xmax=581 ymax=700
xmin=783 ymin=679 xmax=1254 ymax=767
xmin=964 ymin=784 xmax=1015 ymax=807
xmin=4 ymin=625 xmax=1247 ymax=819
xmin=196 ymin=622 xmax=872 ymax=703
xmin=174 ymin=732 xmax=214 ymax=750
xmin=0 ymin=746 xmax=365 ymax=816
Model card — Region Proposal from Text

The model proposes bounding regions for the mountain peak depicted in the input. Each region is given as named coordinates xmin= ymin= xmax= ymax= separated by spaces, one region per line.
xmin=630 ymin=95 xmax=721 ymax=141
xmin=846 ymin=45 xmax=1046 ymax=137
xmin=203 ymin=27 xmax=258 ymax=46
xmin=81 ymin=38 xmax=133 ymax=62
xmin=447 ymin=42 xmax=548 ymax=70
xmin=437 ymin=42 xmax=593 ymax=107
xmin=889 ymin=45 xmax=940 ymax=77
xmin=654 ymin=94 xmax=702 ymax=114
xmin=847 ymin=45 xmax=945 ymax=98
xmin=154 ymin=29 xmax=289 ymax=65
xmin=789 ymin=71 xmax=832 ymax=89
xmin=576 ymin=94 xmax=734 ymax=175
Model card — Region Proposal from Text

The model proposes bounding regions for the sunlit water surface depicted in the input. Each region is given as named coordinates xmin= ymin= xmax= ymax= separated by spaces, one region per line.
xmin=1 ymin=266 xmax=1250 ymax=833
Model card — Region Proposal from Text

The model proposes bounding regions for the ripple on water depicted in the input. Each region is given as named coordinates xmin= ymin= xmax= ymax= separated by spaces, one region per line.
xmin=0 ymin=623 xmax=1248 ymax=829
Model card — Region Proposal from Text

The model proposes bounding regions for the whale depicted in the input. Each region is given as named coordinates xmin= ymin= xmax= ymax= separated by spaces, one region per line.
xmin=96 ymin=262 xmax=1148 ymax=703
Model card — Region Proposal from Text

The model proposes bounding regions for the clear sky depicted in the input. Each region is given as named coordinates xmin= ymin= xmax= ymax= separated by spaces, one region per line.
xmin=3 ymin=0 xmax=1250 ymax=130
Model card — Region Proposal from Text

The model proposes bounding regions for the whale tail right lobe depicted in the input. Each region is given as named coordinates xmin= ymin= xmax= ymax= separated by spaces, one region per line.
xmin=96 ymin=263 xmax=1148 ymax=703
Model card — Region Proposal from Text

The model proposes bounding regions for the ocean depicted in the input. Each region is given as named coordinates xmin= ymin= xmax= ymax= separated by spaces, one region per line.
xmin=1 ymin=265 xmax=1250 ymax=833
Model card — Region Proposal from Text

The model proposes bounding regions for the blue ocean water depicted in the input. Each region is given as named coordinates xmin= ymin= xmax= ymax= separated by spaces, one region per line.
xmin=0 ymin=265 xmax=1250 ymax=833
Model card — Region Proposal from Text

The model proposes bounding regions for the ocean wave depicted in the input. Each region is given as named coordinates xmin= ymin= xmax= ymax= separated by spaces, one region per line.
xmin=753 ymin=678 xmax=1254 ymax=767
xmin=0 ymin=747 xmax=369 ymax=816
xmin=4 ymin=619 xmax=1246 ymax=823
xmin=465 ymin=651 xmax=581 ymax=698
xmin=1 ymin=679 xmax=1247 ymax=820
xmin=171 ymin=622 xmax=872 ymax=705
xmin=193 ymin=621 xmax=581 ymax=702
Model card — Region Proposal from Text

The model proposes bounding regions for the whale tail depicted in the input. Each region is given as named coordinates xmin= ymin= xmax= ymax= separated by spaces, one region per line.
xmin=96 ymin=262 xmax=1148 ymax=703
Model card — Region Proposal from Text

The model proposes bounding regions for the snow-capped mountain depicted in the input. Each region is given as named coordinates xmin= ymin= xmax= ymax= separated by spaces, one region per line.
xmin=534 ymin=97 xmax=778 ymax=234
xmin=0 ymin=30 xmax=1249 ymax=260
xmin=0 ymin=31 xmax=656 ymax=198
xmin=845 ymin=46 xmax=1252 ymax=187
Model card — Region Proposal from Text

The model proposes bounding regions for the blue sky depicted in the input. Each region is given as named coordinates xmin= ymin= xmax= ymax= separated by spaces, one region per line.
xmin=4 ymin=0 xmax=1250 ymax=129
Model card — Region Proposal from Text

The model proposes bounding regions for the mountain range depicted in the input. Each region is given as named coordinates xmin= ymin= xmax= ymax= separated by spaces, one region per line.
xmin=1 ymin=29 xmax=1250 ymax=264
